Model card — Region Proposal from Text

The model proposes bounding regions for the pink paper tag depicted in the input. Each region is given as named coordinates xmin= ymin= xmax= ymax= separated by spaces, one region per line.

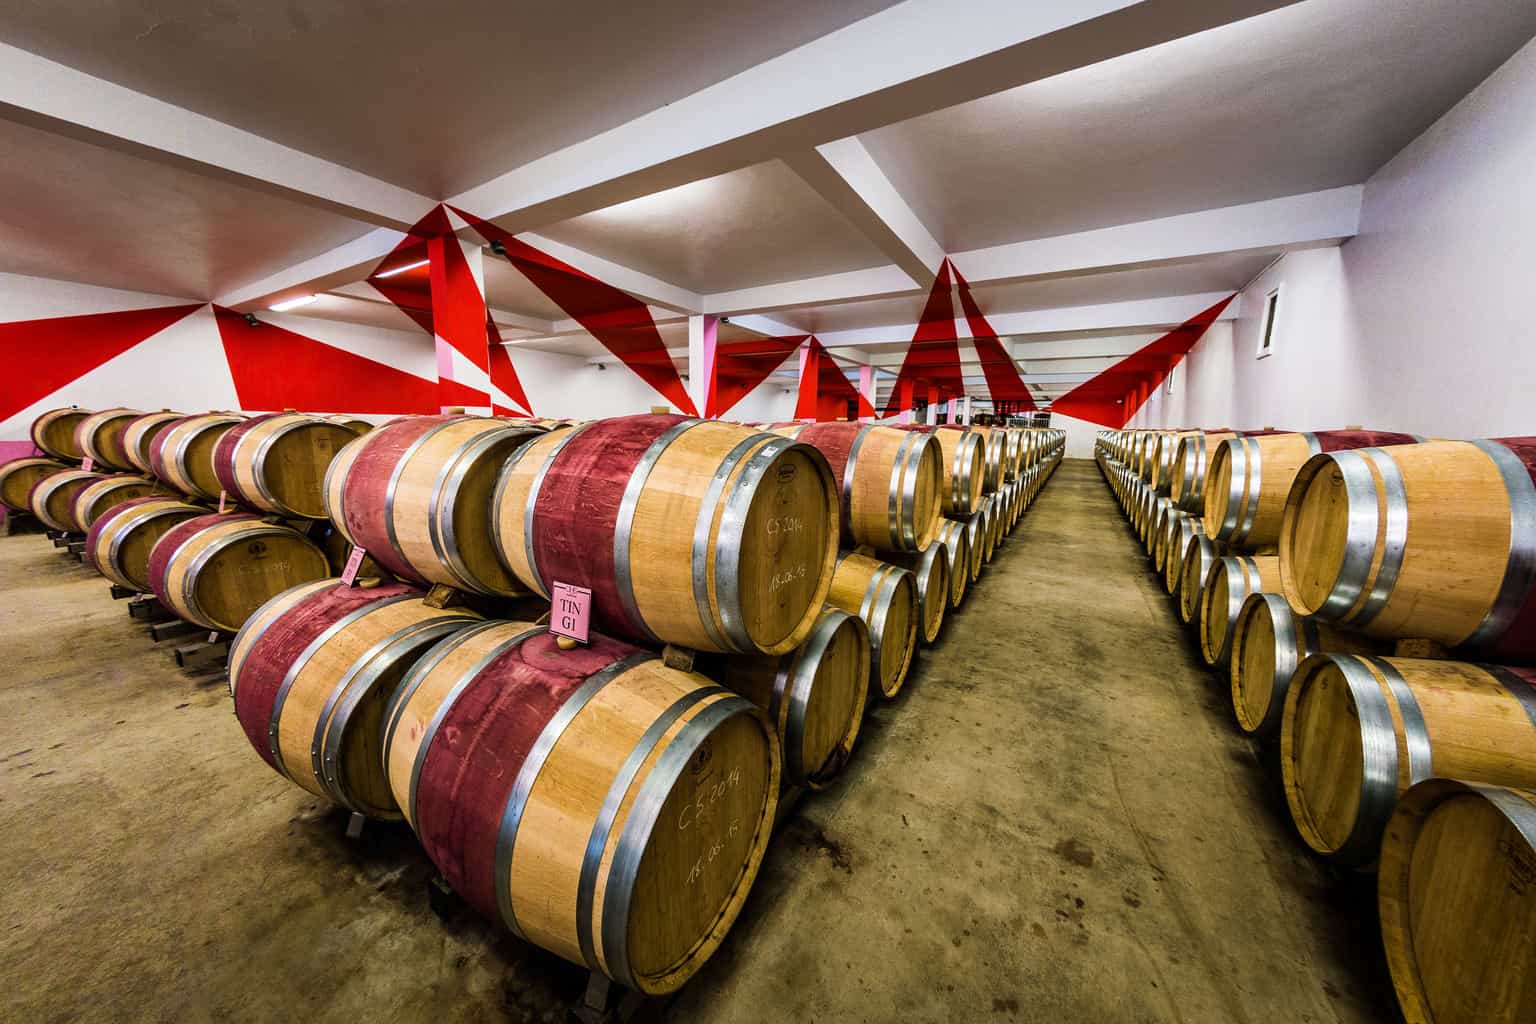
xmin=80 ymin=457 xmax=94 ymax=472
xmin=550 ymin=581 xmax=592 ymax=644
xmin=217 ymin=490 xmax=228 ymax=514
xmin=340 ymin=546 xmax=367 ymax=587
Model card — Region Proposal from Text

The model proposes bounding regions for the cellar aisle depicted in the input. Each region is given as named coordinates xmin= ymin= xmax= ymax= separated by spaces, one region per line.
xmin=0 ymin=460 xmax=1394 ymax=1023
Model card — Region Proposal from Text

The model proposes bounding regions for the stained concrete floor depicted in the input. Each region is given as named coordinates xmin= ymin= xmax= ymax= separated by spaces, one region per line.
xmin=0 ymin=460 xmax=1397 ymax=1024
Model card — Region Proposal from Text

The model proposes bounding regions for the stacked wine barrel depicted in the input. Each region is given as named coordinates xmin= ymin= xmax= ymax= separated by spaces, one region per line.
xmin=1096 ymin=426 xmax=1536 ymax=1024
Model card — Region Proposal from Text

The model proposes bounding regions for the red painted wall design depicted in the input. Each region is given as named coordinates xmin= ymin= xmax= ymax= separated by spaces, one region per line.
xmin=1051 ymin=294 xmax=1236 ymax=428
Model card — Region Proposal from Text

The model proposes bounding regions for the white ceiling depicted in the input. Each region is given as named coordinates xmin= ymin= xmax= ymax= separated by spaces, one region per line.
xmin=0 ymin=114 xmax=373 ymax=299
xmin=0 ymin=0 xmax=1531 ymax=400
xmin=533 ymin=161 xmax=892 ymax=294
xmin=862 ymin=0 xmax=1536 ymax=250
xmin=0 ymin=0 xmax=898 ymax=196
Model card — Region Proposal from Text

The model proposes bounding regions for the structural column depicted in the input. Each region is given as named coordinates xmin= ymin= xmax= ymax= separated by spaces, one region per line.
xmin=428 ymin=234 xmax=492 ymax=415
xmin=858 ymin=365 xmax=876 ymax=421
xmin=687 ymin=314 xmax=719 ymax=418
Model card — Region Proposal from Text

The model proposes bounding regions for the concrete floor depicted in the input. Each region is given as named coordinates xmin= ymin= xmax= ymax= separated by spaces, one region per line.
xmin=0 ymin=460 xmax=1397 ymax=1023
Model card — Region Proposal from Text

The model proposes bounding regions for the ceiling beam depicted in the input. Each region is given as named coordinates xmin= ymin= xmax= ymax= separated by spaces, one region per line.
xmin=215 ymin=228 xmax=405 ymax=310
xmin=449 ymin=0 xmax=1301 ymax=231
xmin=812 ymin=292 xmax=1237 ymax=350
xmin=949 ymin=186 xmax=1363 ymax=285
xmin=0 ymin=42 xmax=431 ymax=230
xmin=704 ymin=265 xmax=917 ymax=317
xmin=511 ymin=233 xmax=702 ymax=314
xmin=784 ymin=138 xmax=944 ymax=285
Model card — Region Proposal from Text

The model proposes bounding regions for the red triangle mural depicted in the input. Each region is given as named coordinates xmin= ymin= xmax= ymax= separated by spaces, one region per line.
xmin=882 ymin=261 xmax=965 ymax=416
xmin=709 ymin=334 xmax=807 ymax=418
xmin=451 ymin=207 xmax=698 ymax=416
xmin=795 ymin=337 xmax=861 ymax=421
xmin=1050 ymin=294 xmax=1236 ymax=429
xmin=951 ymin=263 xmax=1036 ymax=413
xmin=213 ymin=306 xmax=467 ymax=414
xmin=1 ymin=303 xmax=205 ymax=423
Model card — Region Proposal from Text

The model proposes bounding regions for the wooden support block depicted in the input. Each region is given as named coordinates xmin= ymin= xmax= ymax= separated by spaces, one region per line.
xmin=109 ymin=584 xmax=135 ymax=600
xmin=1393 ymin=638 xmax=1451 ymax=659
xmin=173 ymin=639 xmax=229 ymax=670
xmin=662 ymin=644 xmax=696 ymax=672
xmin=149 ymin=619 xmax=201 ymax=643
xmin=128 ymin=597 xmax=169 ymax=622
xmin=66 ymin=540 xmax=85 ymax=555
xmin=422 ymin=583 xmax=464 ymax=609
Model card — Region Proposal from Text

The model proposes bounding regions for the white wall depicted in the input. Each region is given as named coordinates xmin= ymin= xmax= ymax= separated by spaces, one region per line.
xmin=1134 ymin=36 xmax=1536 ymax=439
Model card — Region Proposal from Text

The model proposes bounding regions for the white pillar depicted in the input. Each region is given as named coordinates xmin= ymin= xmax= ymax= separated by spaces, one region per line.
xmin=686 ymin=315 xmax=719 ymax=418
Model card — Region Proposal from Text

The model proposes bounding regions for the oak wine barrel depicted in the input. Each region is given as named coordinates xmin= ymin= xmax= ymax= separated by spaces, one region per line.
xmin=121 ymin=411 xmax=184 ymax=473
xmin=1164 ymin=514 xmax=1203 ymax=594
xmin=29 ymin=468 xmax=102 ymax=531
xmin=85 ymin=496 xmax=204 ymax=592
xmin=326 ymin=415 xmax=545 ymax=596
xmin=1198 ymin=555 xmax=1278 ymax=668
xmin=0 ymin=457 xmax=69 ymax=512
xmin=381 ymin=621 xmax=779 ymax=995
xmin=1178 ymin=533 xmax=1223 ymax=625
xmin=328 ymin=416 xmax=375 ymax=433
xmin=1171 ymin=431 xmax=1236 ymax=513
xmin=952 ymin=515 xmax=984 ymax=584
xmin=933 ymin=519 xmax=971 ymax=608
xmin=1280 ymin=655 xmax=1536 ymax=865
xmin=971 ymin=497 xmax=997 ymax=565
xmin=906 ymin=425 xmax=984 ymax=516
xmin=494 ymin=415 xmax=839 ymax=656
xmin=214 ymin=412 xmax=360 ymax=519
xmin=1229 ymin=592 xmax=1382 ymax=738
xmin=147 ymin=513 xmax=331 ymax=632
xmin=69 ymin=474 xmax=165 ymax=531
xmin=889 ymin=538 xmax=950 ymax=644
xmin=1153 ymin=508 xmax=1183 ymax=574
xmin=149 ymin=413 xmax=245 ymax=499
xmin=72 ymin=407 xmax=145 ymax=471
xmin=30 ymin=407 xmax=91 ymax=461
xmin=774 ymin=422 xmax=942 ymax=552
xmin=1203 ymin=430 xmax=1421 ymax=548
xmin=721 ymin=607 xmax=869 ymax=789
xmin=827 ymin=552 xmax=918 ymax=699
xmin=958 ymin=425 xmax=1007 ymax=494
xmin=1378 ymin=779 xmax=1536 ymax=1024
xmin=1279 ymin=438 xmax=1536 ymax=661
xmin=229 ymin=580 xmax=481 ymax=817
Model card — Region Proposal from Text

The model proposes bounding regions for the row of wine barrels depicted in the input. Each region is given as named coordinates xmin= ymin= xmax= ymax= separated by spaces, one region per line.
xmin=29 ymin=468 xmax=102 ymax=531
xmin=327 ymin=415 xmax=544 ymax=596
xmin=1204 ymin=430 xmax=1421 ymax=548
xmin=888 ymin=540 xmax=950 ymax=644
xmin=721 ymin=608 xmax=869 ymax=789
xmin=71 ymin=474 xmax=165 ymax=531
xmin=31 ymin=407 xmax=91 ymax=461
xmin=1377 ymin=779 xmax=1536 ymax=1024
xmin=379 ymin=619 xmax=779 ymax=995
xmin=147 ymin=513 xmax=331 ymax=632
xmin=230 ymin=580 xmax=482 ymax=817
xmin=1228 ymin=592 xmax=1383 ymax=738
xmin=122 ymin=411 xmax=185 ymax=473
xmin=1279 ymin=654 xmax=1536 ymax=865
xmin=0 ymin=456 xmax=69 ymax=512
xmin=73 ymin=407 xmax=147 ymax=471
xmin=85 ymin=496 xmax=204 ymax=591
xmin=1280 ymin=438 xmax=1536 ymax=661
xmin=149 ymin=413 xmax=246 ymax=499
xmin=494 ymin=414 xmax=839 ymax=656
xmin=772 ymin=422 xmax=942 ymax=552
xmin=1198 ymin=554 xmax=1278 ymax=668
xmin=826 ymin=551 xmax=917 ymax=698
xmin=1171 ymin=431 xmax=1235 ymax=513
xmin=214 ymin=412 xmax=361 ymax=519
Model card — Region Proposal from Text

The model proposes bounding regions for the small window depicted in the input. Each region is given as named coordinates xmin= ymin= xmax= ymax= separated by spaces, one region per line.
xmin=1166 ymin=363 xmax=1177 ymax=395
xmin=1257 ymin=287 xmax=1281 ymax=359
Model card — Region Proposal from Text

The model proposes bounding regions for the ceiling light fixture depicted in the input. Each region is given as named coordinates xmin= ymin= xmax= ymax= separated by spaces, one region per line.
xmin=269 ymin=294 xmax=318 ymax=312
xmin=375 ymin=258 xmax=430 ymax=278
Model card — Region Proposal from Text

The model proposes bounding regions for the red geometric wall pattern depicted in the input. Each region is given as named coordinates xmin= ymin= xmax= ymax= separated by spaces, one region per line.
xmin=709 ymin=333 xmax=808 ymax=419
xmin=0 ymin=304 xmax=203 ymax=423
xmin=951 ymin=264 xmax=1036 ymax=412
xmin=1051 ymin=294 xmax=1236 ymax=429
xmin=882 ymin=260 xmax=966 ymax=417
xmin=795 ymin=337 xmax=862 ymax=421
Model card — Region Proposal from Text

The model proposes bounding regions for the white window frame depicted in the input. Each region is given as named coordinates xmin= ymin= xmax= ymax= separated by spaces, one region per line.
xmin=1256 ymin=285 xmax=1282 ymax=360
xmin=1166 ymin=362 xmax=1177 ymax=394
